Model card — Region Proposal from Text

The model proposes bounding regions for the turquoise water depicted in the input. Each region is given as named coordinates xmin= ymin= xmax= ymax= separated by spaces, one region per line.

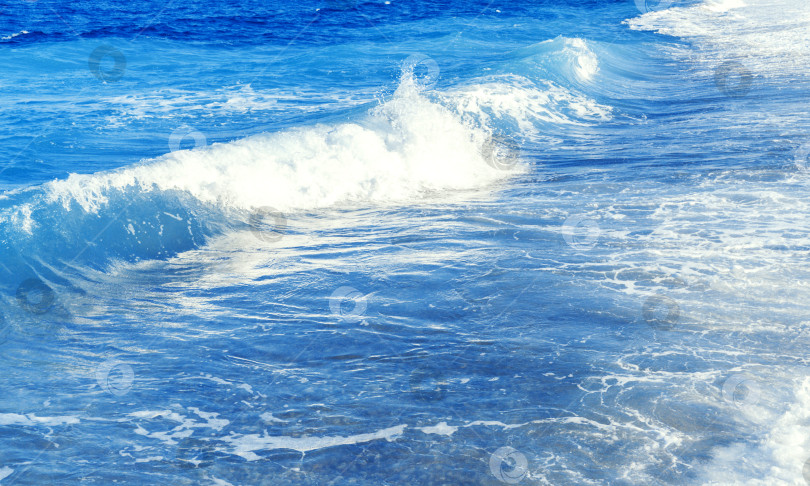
xmin=2 ymin=0 xmax=810 ymax=484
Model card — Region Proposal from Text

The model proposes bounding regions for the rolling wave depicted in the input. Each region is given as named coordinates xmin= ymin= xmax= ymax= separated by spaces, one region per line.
xmin=0 ymin=48 xmax=616 ymax=308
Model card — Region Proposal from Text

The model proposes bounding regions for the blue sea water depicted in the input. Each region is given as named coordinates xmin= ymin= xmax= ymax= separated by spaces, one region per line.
xmin=2 ymin=0 xmax=810 ymax=484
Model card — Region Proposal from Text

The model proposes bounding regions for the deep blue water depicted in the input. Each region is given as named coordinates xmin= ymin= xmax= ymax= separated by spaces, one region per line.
xmin=2 ymin=0 xmax=810 ymax=484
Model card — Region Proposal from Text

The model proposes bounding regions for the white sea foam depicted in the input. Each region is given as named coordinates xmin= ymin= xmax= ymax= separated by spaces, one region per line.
xmin=442 ymin=74 xmax=612 ymax=136
xmin=223 ymin=424 xmax=407 ymax=460
xmin=0 ymin=467 xmax=12 ymax=482
xmin=417 ymin=421 xmax=458 ymax=436
xmin=0 ymin=413 xmax=79 ymax=426
xmin=698 ymin=377 xmax=810 ymax=485
xmin=129 ymin=408 xmax=229 ymax=445
xmin=556 ymin=170 xmax=810 ymax=483
xmin=627 ymin=0 xmax=810 ymax=77
xmin=43 ymin=75 xmax=573 ymax=214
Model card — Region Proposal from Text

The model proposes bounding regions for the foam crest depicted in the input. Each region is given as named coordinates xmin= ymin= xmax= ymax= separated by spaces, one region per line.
xmin=560 ymin=37 xmax=600 ymax=81
xmin=442 ymin=74 xmax=612 ymax=136
xmin=1 ymin=30 xmax=29 ymax=41
xmin=509 ymin=36 xmax=602 ymax=85
xmin=45 ymin=76 xmax=523 ymax=214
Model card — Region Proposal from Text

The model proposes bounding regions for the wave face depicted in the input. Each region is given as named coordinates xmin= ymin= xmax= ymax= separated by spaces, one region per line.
xmin=2 ymin=0 xmax=810 ymax=485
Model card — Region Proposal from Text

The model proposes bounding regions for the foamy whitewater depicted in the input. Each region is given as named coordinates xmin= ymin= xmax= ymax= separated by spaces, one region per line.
xmin=1 ymin=0 xmax=809 ymax=484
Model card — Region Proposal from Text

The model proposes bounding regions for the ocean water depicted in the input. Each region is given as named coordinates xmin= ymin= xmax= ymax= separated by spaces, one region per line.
xmin=1 ymin=0 xmax=810 ymax=484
